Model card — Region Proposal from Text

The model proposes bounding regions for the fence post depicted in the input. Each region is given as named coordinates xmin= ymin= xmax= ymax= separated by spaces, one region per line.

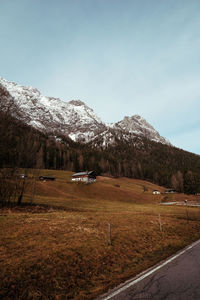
xmin=186 ymin=206 xmax=189 ymax=224
xmin=108 ymin=223 xmax=112 ymax=245
xmin=158 ymin=214 xmax=162 ymax=232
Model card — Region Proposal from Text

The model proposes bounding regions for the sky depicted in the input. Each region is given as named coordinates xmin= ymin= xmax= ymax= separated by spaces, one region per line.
xmin=0 ymin=0 xmax=200 ymax=154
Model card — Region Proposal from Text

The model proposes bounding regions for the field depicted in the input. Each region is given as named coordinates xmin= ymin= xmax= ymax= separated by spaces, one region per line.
xmin=1 ymin=169 xmax=200 ymax=299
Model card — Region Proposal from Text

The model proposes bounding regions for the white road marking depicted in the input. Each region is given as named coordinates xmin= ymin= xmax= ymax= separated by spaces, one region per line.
xmin=102 ymin=239 xmax=200 ymax=300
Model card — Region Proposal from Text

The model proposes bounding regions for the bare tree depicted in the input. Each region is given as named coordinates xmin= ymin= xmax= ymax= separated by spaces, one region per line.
xmin=0 ymin=168 xmax=33 ymax=207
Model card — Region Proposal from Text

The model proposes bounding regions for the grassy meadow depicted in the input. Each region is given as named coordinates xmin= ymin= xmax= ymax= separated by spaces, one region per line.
xmin=1 ymin=169 xmax=200 ymax=299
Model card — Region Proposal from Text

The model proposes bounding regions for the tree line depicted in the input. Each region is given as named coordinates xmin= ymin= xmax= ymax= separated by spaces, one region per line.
xmin=1 ymin=110 xmax=200 ymax=205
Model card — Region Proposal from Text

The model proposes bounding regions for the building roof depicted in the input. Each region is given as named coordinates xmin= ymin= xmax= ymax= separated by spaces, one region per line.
xmin=72 ymin=171 xmax=95 ymax=177
xmin=39 ymin=176 xmax=55 ymax=180
xmin=72 ymin=172 xmax=87 ymax=177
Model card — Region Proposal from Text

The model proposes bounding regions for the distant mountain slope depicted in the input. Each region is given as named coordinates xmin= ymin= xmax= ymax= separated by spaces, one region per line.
xmin=113 ymin=115 xmax=170 ymax=144
xmin=0 ymin=77 xmax=169 ymax=145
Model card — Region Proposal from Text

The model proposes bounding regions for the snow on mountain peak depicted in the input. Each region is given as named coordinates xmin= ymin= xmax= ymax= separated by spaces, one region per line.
xmin=0 ymin=77 xmax=170 ymax=146
xmin=114 ymin=115 xmax=170 ymax=145
xmin=0 ymin=77 xmax=105 ymax=142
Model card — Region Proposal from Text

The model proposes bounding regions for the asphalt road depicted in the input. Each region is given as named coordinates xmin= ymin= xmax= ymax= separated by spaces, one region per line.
xmin=99 ymin=239 xmax=200 ymax=300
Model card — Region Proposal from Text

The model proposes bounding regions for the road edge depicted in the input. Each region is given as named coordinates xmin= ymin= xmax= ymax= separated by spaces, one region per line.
xmin=96 ymin=238 xmax=200 ymax=300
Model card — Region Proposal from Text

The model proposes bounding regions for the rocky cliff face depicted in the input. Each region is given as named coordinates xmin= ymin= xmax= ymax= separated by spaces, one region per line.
xmin=0 ymin=77 xmax=170 ymax=146
xmin=113 ymin=115 xmax=170 ymax=144
xmin=0 ymin=77 xmax=106 ymax=142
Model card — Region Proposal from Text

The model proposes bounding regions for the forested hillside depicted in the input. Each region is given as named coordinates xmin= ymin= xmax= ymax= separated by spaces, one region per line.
xmin=1 ymin=110 xmax=200 ymax=194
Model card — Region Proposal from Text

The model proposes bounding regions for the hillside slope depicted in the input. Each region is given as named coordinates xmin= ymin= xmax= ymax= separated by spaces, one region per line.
xmin=1 ymin=109 xmax=200 ymax=193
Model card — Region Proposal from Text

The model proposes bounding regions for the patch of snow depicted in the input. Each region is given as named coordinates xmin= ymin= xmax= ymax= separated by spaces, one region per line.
xmin=29 ymin=120 xmax=45 ymax=129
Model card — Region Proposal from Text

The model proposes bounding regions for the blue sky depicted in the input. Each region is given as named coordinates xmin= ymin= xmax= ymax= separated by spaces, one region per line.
xmin=0 ymin=0 xmax=200 ymax=154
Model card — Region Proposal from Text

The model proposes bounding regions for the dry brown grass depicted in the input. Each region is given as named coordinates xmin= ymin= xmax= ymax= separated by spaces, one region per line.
xmin=1 ymin=169 xmax=200 ymax=299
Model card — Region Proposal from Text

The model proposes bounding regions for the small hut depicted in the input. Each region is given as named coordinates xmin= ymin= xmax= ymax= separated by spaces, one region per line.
xmin=71 ymin=171 xmax=96 ymax=183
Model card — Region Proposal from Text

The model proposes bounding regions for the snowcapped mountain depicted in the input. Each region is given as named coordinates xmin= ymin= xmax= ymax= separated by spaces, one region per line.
xmin=0 ymin=77 xmax=170 ymax=146
xmin=0 ymin=77 xmax=105 ymax=142
xmin=113 ymin=115 xmax=170 ymax=144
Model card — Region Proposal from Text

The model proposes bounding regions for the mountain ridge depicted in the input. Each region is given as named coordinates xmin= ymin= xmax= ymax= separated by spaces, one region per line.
xmin=0 ymin=77 xmax=170 ymax=146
